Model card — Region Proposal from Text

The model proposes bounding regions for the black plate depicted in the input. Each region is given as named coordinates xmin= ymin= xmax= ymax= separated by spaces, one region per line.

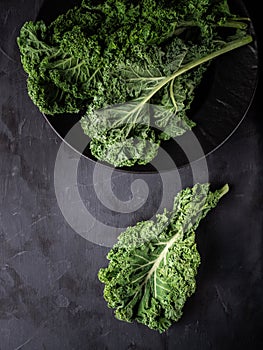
xmin=38 ymin=0 xmax=258 ymax=173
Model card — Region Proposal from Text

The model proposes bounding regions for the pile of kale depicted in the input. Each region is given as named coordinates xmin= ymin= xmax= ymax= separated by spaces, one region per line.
xmin=17 ymin=0 xmax=252 ymax=167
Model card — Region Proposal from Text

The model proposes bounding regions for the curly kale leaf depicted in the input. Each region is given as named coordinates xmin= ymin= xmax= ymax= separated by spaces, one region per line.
xmin=81 ymin=35 xmax=252 ymax=166
xmin=80 ymin=41 xmax=200 ymax=166
xmin=98 ymin=183 xmax=229 ymax=332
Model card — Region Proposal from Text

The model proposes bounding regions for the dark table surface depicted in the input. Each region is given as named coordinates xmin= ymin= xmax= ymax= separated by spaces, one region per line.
xmin=0 ymin=1 xmax=262 ymax=349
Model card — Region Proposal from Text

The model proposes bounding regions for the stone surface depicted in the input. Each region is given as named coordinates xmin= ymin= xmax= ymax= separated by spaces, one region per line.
xmin=0 ymin=1 xmax=262 ymax=349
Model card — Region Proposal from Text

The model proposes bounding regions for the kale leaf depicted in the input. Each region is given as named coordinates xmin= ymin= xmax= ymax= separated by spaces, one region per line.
xmin=98 ymin=183 xmax=229 ymax=332
xmin=81 ymin=36 xmax=252 ymax=167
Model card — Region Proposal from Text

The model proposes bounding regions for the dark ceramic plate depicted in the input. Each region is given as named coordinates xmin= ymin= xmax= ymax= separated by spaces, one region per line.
xmin=38 ymin=0 xmax=258 ymax=173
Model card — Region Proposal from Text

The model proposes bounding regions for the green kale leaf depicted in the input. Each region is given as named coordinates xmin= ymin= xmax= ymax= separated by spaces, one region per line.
xmin=81 ymin=36 xmax=252 ymax=167
xmin=98 ymin=183 xmax=229 ymax=332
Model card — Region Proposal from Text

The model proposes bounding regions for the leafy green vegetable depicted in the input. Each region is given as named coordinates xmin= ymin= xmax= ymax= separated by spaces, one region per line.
xmin=98 ymin=183 xmax=229 ymax=332
xmin=82 ymin=35 xmax=252 ymax=167
xmin=17 ymin=0 xmax=253 ymax=167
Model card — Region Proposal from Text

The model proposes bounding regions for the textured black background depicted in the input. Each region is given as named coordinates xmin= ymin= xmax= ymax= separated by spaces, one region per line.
xmin=0 ymin=1 xmax=262 ymax=349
